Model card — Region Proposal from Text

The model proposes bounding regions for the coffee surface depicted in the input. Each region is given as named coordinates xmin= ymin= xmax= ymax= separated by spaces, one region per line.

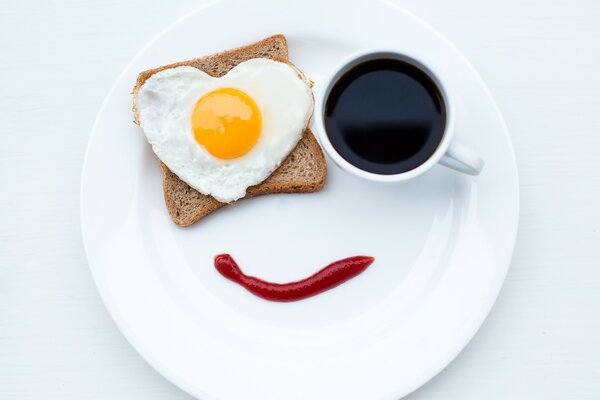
xmin=325 ymin=58 xmax=446 ymax=175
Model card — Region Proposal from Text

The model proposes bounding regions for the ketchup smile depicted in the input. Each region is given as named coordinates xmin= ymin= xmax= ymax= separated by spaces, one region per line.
xmin=214 ymin=254 xmax=375 ymax=302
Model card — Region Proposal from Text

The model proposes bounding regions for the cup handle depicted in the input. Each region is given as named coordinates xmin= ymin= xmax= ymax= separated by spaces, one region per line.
xmin=439 ymin=142 xmax=485 ymax=176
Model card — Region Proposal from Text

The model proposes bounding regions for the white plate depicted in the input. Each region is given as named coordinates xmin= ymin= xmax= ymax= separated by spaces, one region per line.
xmin=80 ymin=0 xmax=519 ymax=398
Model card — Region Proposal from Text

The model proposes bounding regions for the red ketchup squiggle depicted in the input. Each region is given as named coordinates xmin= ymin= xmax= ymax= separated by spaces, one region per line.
xmin=214 ymin=254 xmax=375 ymax=302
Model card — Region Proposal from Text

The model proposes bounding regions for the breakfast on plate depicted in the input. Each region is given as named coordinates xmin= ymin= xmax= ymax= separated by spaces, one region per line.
xmin=131 ymin=33 xmax=487 ymax=302
xmin=77 ymin=6 xmax=514 ymax=398
xmin=132 ymin=35 xmax=326 ymax=227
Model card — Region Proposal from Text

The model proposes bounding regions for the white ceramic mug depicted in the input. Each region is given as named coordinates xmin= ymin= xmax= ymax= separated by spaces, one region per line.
xmin=314 ymin=50 xmax=484 ymax=182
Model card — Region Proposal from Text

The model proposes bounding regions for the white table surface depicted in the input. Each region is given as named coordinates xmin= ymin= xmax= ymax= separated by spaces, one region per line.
xmin=1 ymin=0 xmax=599 ymax=398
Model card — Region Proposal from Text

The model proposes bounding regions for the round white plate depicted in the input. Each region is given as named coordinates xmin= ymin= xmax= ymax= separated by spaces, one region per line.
xmin=81 ymin=0 xmax=519 ymax=399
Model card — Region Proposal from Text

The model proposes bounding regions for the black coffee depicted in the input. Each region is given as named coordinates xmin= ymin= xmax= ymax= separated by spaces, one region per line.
xmin=324 ymin=58 xmax=446 ymax=175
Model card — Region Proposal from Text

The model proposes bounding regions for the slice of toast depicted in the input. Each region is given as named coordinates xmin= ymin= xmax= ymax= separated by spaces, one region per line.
xmin=132 ymin=35 xmax=327 ymax=227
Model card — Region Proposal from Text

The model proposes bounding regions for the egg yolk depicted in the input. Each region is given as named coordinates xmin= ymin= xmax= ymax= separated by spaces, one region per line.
xmin=191 ymin=88 xmax=262 ymax=159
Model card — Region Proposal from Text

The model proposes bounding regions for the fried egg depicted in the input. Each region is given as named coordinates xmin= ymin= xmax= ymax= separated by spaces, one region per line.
xmin=135 ymin=58 xmax=314 ymax=203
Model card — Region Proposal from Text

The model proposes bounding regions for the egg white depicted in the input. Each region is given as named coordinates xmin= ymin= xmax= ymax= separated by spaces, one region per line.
xmin=135 ymin=58 xmax=314 ymax=203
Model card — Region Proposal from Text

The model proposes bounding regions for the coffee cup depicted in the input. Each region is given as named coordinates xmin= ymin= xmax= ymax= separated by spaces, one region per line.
xmin=314 ymin=50 xmax=484 ymax=182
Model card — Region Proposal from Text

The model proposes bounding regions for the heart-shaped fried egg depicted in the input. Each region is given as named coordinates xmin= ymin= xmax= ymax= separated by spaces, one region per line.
xmin=135 ymin=58 xmax=314 ymax=203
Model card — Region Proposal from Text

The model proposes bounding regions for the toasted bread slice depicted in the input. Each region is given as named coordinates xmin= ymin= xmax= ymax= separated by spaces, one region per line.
xmin=132 ymin=35 xmax=327 ymax=227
